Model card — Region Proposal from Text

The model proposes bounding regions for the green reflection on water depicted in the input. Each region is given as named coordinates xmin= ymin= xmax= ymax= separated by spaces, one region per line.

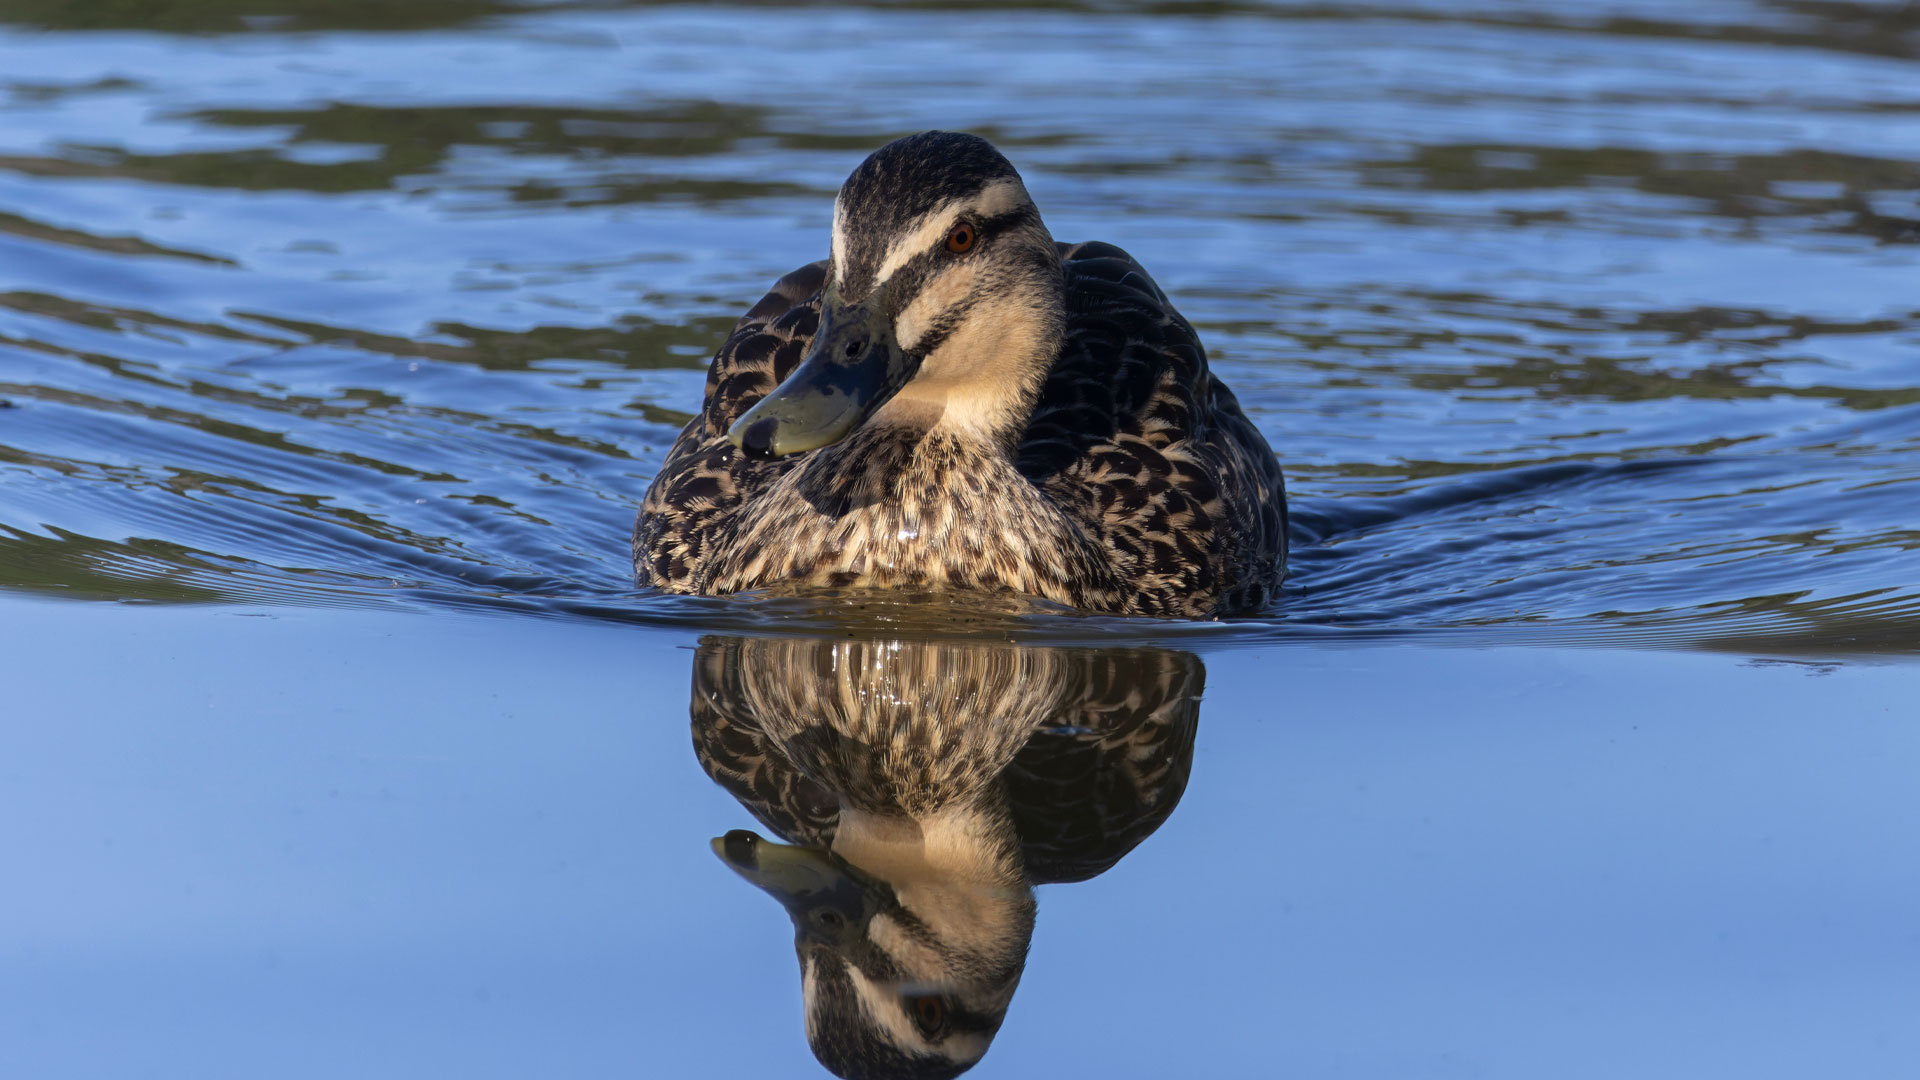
xmin=3 ymin=99 xmax=825 ymax=202
xmin=8 ymin=0 xmax=1918 ymax=68
xmin=0 ymin=211 xmax=237 ymax=266
xmin=2 ymin=288 xmax=728 ymax=375
xmin=235 ymin=310 xmax=730 ymax=372
xmin=0 ymin=527 xmax=240 ymax=604
xmin=1379 ymin=144 xmax=1920 ymax=230
xmin=0 ymin=0 xmax=529 ymax=33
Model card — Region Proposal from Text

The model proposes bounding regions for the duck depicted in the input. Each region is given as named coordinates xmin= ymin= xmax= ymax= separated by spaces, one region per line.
xmin=635 ymin=131 xmax=1287 ymax=618
xmin=688 ymin=634 xmax=1203 ymax=1079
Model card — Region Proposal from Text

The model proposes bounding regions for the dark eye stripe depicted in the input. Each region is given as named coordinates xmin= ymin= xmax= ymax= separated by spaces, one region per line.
xmin=937 ymin=1000 xmax=1000 ymax=1038
xmin=880 ymin=204 xmax=1040 ymax=309
xmin=880 ymin=902 xmax=943 ymax=946
xmin=942 ymin=205 xmax=1034 ymax=259
xmin=904 ymin=296 xmax=977 ymax=357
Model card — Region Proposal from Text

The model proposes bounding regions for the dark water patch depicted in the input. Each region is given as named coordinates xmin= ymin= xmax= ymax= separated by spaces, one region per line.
xmin=1399 ymin=353 xmax=1920 ymax=411
xmin=632 ymin=0 xmax=1920 ymax=67
xmin=8 ymin=0 xmax=1916 ymax=69
xmin=1209 ymin=293 xmax=1920 ymax=380
xmin=0 ymin=211 xmax=236 ymax=266
xmin=0 ymin=144 xmax=819 ymax=206
xmin=1845 ymin=194 xmax=1920 ymax=245
xmin=184 ymin=100 xmax=784 ymax=163
xmin=0 ymin=97 xmax=826 ymax=206
xmin=0 ymin=0 xmax=539 ymax=33
xmin=1286 ymin=459 xmax=1709 ymax=540
xmin=2 ymin=75 xmax=142 ymax=104
xmin=1 ymin=291 xmax=288 ymax=349
xmin=0 ymin=146 xmax=409 ymax=197
xmin=1375 ymin=144 xmax=1920 ymax=226
xmin=231 ymin=310 xmax=725 ymax=373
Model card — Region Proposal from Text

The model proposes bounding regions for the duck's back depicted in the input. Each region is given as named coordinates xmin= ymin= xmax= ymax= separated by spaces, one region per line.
xmin=1018 ymin=241 xmax=1288 ymax=616
xmin=635 ymin=242 xmax=1287 ymax=617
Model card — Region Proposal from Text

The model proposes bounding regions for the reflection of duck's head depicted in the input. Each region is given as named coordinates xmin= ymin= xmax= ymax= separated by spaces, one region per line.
xmin=704 ymin=638 xmax=1046 ymax=1077
xmin=715 ymin=820 xmax=1031 ymax=1080
xmin=691 ymin=634 xmax=1202 ymax=1078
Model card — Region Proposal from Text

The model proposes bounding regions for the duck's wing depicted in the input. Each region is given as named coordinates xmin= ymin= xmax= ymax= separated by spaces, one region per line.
xmin=635 ymin=261 xmax=826 ymax=590
xmin=689 ymin=636 xmax=841 ymax=848
xmin=1018 ymin=241 xmax=1288 ymax=617
xmin=1003 ymin=647 xmax=1203 ymax=885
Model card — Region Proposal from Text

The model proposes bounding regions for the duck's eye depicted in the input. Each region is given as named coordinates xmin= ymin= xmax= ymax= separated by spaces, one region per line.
xmin=945 ymin=223 xmax=976 ymax=254
xmin=907 ymin=994 xmax=947 ymax=1037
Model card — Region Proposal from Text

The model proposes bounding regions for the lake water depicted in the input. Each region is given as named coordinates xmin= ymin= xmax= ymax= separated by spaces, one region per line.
xmin=3 ymin=2 xmax=1917 ymax=1077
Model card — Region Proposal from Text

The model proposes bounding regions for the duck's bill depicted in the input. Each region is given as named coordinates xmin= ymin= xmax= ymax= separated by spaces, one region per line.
xmin=713 ymin=829 xmax=840 ymax=898
xmin=711 ymin=829 xmax=873 ymax=943
xmin=728 ymin=294 xmax=911 ymax=460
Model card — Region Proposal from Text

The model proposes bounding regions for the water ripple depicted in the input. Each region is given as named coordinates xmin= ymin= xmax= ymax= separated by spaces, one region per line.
xmin=2 ymin=1 xmax=1918 ymax=657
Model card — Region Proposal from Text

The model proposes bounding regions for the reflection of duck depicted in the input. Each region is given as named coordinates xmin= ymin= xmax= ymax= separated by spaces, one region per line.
xmin=690 ymin=635 xmax=1202 ymax=1079
xmin=636 ymin=130 xmax=1287 ymax=618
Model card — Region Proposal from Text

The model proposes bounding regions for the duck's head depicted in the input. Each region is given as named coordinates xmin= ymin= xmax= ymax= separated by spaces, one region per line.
xmin=713 ymin=817 xmax=1034 ymax=1080
xmin=730 ymin=131 xmax=1064 ymax=459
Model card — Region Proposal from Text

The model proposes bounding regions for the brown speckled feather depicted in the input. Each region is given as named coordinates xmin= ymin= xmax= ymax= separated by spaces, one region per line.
xmin=636 ymin=243 xmax=1287 ymax=618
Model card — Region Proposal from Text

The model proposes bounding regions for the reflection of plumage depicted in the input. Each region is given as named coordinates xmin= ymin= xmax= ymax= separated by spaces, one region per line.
xmin=693 ymin=639 xmax=1200 ymax=883
xmin=710 ymin=639 xmax=1058 ymax=816
xmin=637 ymin=131 xmax=1287 ymax=617
xmin=690 ymin=634 xmax=1201 ymax=1079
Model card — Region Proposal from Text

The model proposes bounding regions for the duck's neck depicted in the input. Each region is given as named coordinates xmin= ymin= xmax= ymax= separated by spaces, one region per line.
xmin=833 ymin=804 xmax=1022 ymax=888
xmin=832 ymin=801 xmax=1034 ymax=1013
xmin=832 ymin=802 xmax=1032 ymax=941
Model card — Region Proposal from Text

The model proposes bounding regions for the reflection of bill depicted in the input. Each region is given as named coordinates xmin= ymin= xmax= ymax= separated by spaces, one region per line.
xmin=690 ymin=635 xmax=1202 ymax=1079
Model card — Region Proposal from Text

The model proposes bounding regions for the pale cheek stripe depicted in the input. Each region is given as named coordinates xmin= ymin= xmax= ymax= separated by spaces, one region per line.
xmin=893 ymin=267 xmax=977 ymax=353
xmin=872 ymin=179 xmax=1029 ymax=287
xmin=803 ymin=959 xmax=821 ymax=1039
xmin=874 ymin=197 xmax=966 ymax=286
xmin=831 ymin=200 xmax=848 ymax=281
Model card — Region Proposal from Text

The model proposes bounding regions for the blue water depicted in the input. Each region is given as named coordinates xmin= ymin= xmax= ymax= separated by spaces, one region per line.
xmin=3 ymin=2 xmax=1918 ymax=1077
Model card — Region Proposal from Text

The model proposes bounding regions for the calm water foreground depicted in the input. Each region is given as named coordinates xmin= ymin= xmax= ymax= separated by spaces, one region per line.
xmin=3 ymin=1 xmax=1919 ymax=1077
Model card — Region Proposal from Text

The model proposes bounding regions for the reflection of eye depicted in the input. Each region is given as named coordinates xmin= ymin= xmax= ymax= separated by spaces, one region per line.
xmin=908 ymin=994 xmax=947 ymax=1038
xmin=945 ymin=223 xmax=975 ymax=254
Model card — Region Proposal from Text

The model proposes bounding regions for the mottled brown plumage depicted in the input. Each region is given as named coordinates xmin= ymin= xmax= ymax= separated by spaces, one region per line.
xmin=635 ymin=133 xmax=1287 ymax=618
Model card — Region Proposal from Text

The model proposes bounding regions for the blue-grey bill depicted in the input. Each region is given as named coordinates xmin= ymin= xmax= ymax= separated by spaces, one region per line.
xmin=727 ymin=295 xmax=906 ymax=459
